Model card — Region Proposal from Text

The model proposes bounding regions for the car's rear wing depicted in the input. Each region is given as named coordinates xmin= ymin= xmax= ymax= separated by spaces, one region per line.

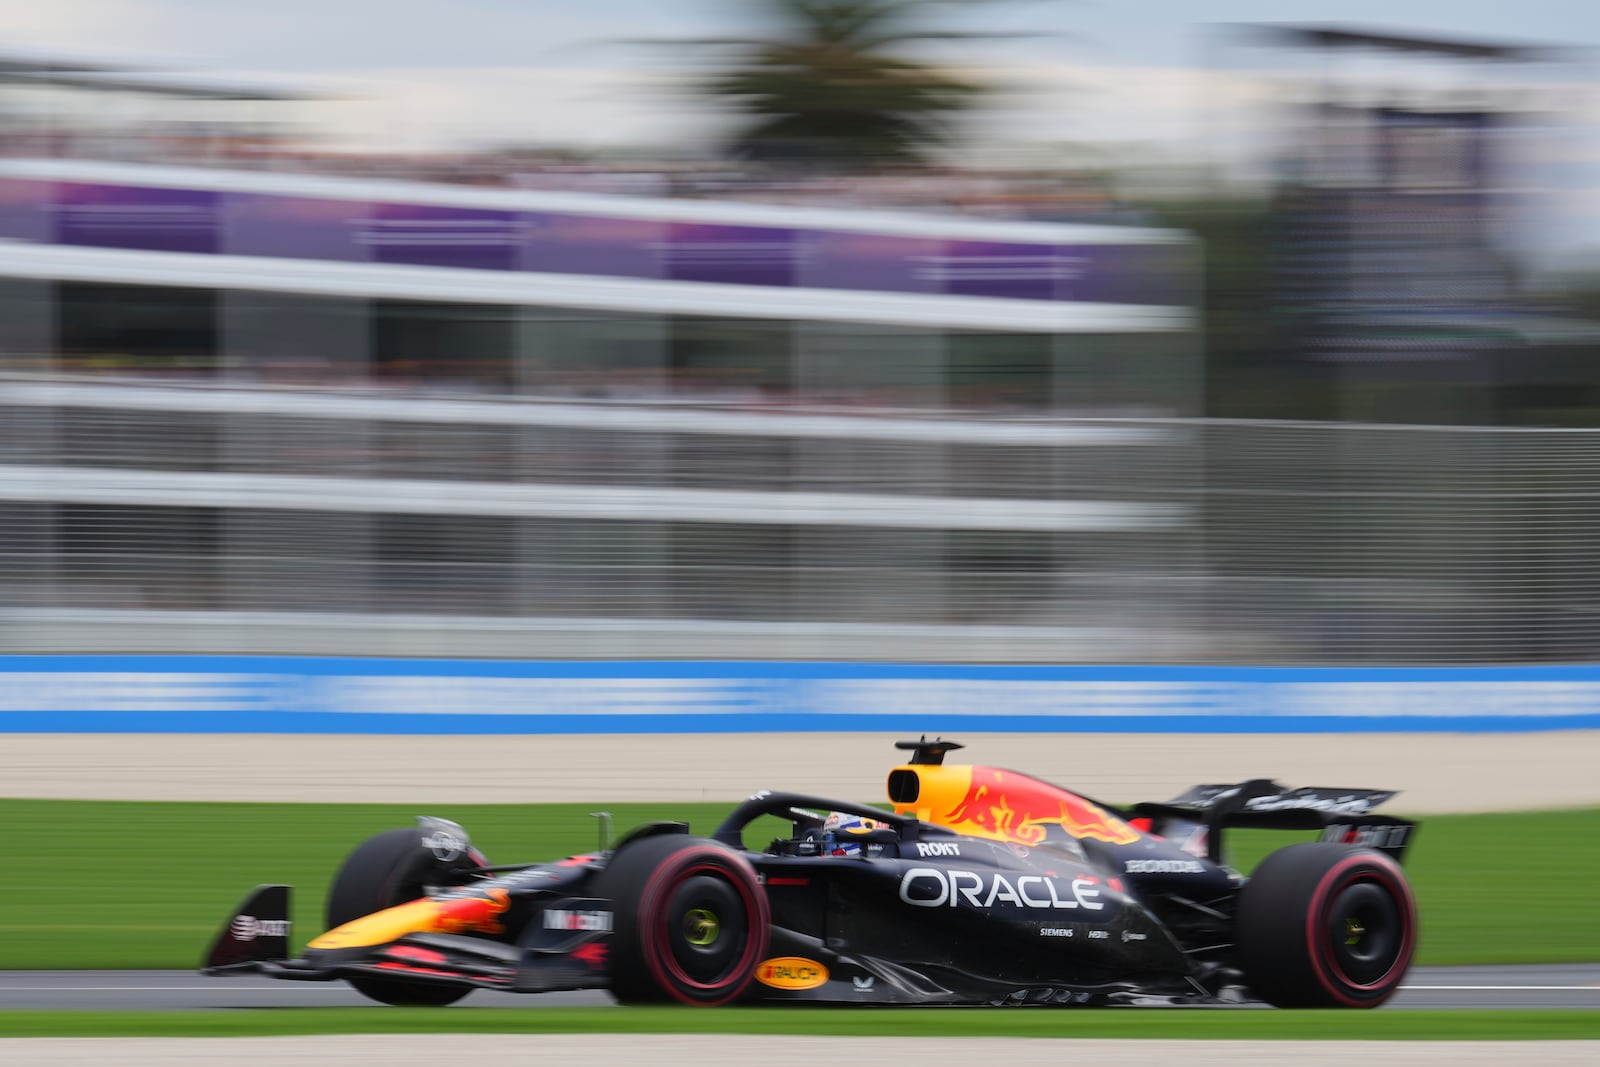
xmin=1125 ymin=779 xmax=1417 ymax=865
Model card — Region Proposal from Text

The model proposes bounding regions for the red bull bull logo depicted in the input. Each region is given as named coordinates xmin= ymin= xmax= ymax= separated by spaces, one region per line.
xmin=925 ymin=766 xmax=1141 ymax=847
xmin=571 ymin=942 xmax=608 ymax=969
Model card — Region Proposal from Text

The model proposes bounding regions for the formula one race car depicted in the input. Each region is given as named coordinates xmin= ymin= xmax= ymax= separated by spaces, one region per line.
xmin=202 ymin=738 xmax=1419 ymax=1008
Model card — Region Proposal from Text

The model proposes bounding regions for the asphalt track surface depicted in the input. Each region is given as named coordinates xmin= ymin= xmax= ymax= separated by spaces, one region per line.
xmin=2 ymin=965 xmax=1597 ymax=1012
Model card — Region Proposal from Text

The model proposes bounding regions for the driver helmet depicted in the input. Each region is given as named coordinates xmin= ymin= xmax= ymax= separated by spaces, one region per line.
xmin=823 ymin=811 xmax=880 ymax=856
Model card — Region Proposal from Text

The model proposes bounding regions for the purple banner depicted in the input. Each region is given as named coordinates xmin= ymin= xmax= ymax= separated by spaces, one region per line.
xmin=4 ymin=179 xmax=1186 ymax=308
xmin=797 ymin=230 xmax=942 ymax=295
xmin=54 ymin=182 xmax=218 ymax=254
xmin=363 ymin=202 xmax=521 ymax=272
xmin=931 ymin=239 xmax=1064 ymax=301
xmin=661 ymin=222 xmax=799 ymax=287
xmin=523 ymin=212 xmax=665 ymax=279
xmin=224 ymin=193 xmax=370 ymax=262
xmin=0 ymin=178 xmax=52 ymax=242
xmin=1065 ymin=243 xmax=1192 ymax=308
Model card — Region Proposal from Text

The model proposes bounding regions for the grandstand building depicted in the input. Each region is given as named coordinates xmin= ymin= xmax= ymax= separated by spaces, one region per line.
xmin=0 ymin=155 xmax=1202 ymax=661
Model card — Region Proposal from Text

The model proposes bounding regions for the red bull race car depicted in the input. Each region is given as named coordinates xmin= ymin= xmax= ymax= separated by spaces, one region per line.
xmin=202 ymin=738 xmax=1419 ymax=1008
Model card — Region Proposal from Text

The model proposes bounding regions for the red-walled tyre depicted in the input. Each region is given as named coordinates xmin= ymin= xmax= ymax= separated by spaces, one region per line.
xmin=1236 ymin=842 xmax=1418 ymax=1008
xmin=598 ymin=834 xmax=770 ymax=1006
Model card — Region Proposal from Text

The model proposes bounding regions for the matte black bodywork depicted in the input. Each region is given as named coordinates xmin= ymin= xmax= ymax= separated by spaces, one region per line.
xmin=201 ymin=742 xmax=1418 ymax=1007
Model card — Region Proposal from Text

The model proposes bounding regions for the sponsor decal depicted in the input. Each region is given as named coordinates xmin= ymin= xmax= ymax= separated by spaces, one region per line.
xmin=1123 ymin=858 xmax=1206 ymax=875
xmin=1321 ymin=824 xmax=1410 ymax=849
xmin=230 ymin=915 xmax=290 ymax=941
xmin=756 ymin=957 xmax=829 ymax=990
xmin=571 ymin=942 xmax=608 ymax=969
xmin=542 ymin=908 xmax=613 ymax=932
xmin=898 ymin=868 xmax=1110 ymax=914
xmin=915 ymin=841 xmax=961 ymax=858
xmin=942 ymin=767 xmax=1140 ymax=846
xmin=418 ymin=817 xmax=471 ymax=862
xmin=1244 ymin=793 xmax=1376 ymax=815
xmin=421 ymin=831 xmax=466 ymax=861
xmin=852 ymin=976 xmax=875 ymax=992
xmin=1040 ymin=927 xmax=1073 ymax=938
xmin=1086 ymin=930 xmax=1109 ymax=940
xmin=1121 ymin=931 xmax=1148 ymax=943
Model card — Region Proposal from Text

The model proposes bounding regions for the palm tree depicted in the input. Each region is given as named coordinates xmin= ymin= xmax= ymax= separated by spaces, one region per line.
xmin=690 ymin=0 xmax=1024 ymax=168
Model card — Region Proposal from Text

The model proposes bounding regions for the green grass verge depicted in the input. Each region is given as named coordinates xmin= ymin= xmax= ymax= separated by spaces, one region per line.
xmin=1 ymin=1007 xmax=1598 ymax=1040
xmin=1 ymin=799 xmax=1596 ymax=969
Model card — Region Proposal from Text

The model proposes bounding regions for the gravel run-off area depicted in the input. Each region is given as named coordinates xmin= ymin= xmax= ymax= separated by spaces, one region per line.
xmin=4 ymin=731 xmax=1600 ymax=811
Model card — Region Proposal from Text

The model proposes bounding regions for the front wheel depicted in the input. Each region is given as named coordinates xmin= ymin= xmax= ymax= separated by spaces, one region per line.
xmin=325 ymin=826 xmax=487 ymax=1006
xmin=597 ymin=834 xmax=770 ymax=1005
xmin=1235 ymin=842 xmax=1417 ymax=1008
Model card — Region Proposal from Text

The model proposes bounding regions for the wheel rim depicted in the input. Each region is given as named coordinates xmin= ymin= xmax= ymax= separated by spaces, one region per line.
xmin=661 ymin=872 xmax=749 ymax=986
xmin=1324 ymin=879 xmax=1404 ymax=986
xmin=683 ymin=907 xmax=721 ymax=947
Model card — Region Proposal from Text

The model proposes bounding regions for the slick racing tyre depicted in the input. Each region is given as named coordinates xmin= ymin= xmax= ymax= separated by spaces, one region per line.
xmin=1235 ymin=842 xmax=1417 ymax=1008
xmin=598 ymin=834 xmax=770 ymax=1006
xmin=325 ymin=827 xmax=487 ymax=1006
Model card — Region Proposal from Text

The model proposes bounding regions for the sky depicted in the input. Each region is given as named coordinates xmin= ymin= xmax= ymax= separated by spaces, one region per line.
xmin=3 ymin=0 xmax=1599 ymax=261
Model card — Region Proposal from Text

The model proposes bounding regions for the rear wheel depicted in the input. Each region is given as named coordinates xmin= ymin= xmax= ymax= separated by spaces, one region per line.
xmin=597 ymin=834 xmax=769 ymax=1005
xmin=325 ymin=827 xmax=486 ymax=1006
xmin=1235 ymin=842 xmax=1417 ymax=1008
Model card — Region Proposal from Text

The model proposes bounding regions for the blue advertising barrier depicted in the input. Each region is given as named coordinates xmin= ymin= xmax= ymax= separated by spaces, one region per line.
xmin=3 ymin=657 xmax=1600 ymax=734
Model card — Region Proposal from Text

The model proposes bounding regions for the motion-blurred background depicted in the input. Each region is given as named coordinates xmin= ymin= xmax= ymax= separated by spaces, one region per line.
xmin=3 ymin=0 xmax=1599 ymax=668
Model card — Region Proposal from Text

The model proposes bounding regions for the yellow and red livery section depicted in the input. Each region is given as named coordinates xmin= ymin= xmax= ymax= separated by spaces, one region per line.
xmin=308 ymin=887 xmax=511 ymax=951
xmin=888 ymin=761 xmax=1141 ymax=846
